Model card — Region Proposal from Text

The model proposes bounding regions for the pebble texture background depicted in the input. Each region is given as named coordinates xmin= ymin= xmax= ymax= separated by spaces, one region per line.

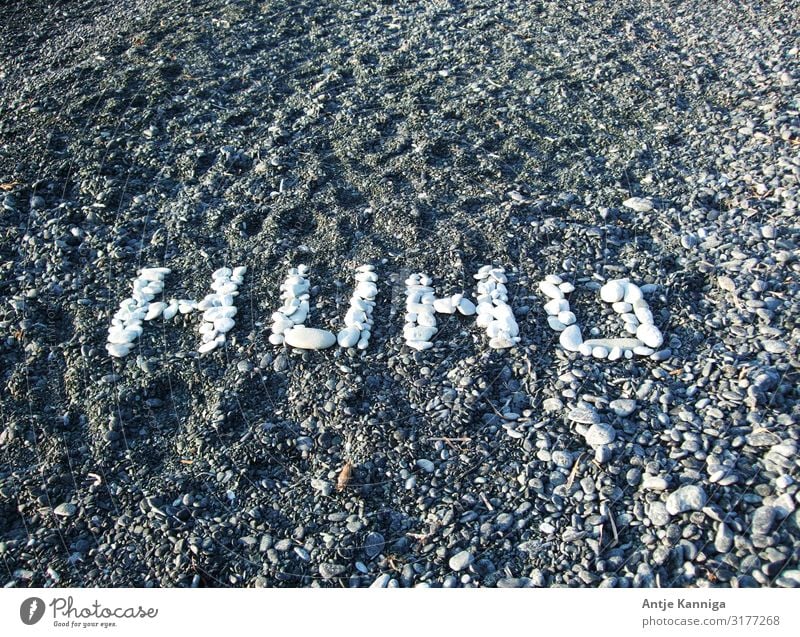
xmin=0 ymin=0 xmax=798 ymax=588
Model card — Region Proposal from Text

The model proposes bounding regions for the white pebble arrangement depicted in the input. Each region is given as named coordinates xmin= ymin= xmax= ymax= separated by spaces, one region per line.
xmin=106 ymin=266 xmax=171 ymax=358
xmin=403 ymin=273 xmax=437 ymax=351
xmin=539 ymin=275 xmax=663 ymax=360
xmin=337 ymin=265 xmax=378 ymax=349
xmin=196 ymin=266 xmax=246 ymax=354
xmin=474 ymin=265 xmax=520 ymax=349
xmin=269 ymin=264 xmax=311 ymax=346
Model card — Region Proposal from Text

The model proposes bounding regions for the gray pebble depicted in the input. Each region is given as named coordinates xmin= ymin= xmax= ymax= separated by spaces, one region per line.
xmin=568 ymin=405 xmax=601 ymax=425
xmin=584 ymin=423 xmax=616 ymax=446
xmin=364 ymin=532 xmax=385 ymax=559
xmin=54 ymin=503 xmax=77 ymax=517
xmin=609 ymin=398 xmax=637 ymax=417
xmin=665 ymin=485 xmax=707 ymax=516
xmin=751 ymin=506 xmax=777 ymax=536
xmin=448 ymin=549 xmax=474 ymax=571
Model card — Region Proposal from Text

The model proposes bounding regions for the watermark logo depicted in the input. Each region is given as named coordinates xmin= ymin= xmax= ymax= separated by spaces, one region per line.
xmin=20 ymin=597 xmax=45 ymax=625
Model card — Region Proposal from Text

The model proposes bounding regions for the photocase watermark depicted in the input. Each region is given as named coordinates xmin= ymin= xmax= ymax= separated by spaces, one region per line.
xmin=18 ymin=596 xmax=158 ymax=629
xmin=20 ymin=597 xmax=45 ymax=625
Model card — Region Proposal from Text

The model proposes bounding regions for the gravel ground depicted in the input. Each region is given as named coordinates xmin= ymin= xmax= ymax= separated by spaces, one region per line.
xmin=1 ymin=0 xmax=799 ymax=588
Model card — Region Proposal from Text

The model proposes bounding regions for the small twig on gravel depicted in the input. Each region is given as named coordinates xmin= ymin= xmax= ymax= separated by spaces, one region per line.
xmin=566 ymin=452 xmax=585 ymax=491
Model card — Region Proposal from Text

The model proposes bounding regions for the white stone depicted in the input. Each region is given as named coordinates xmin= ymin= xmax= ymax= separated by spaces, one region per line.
xmin=578 ymin=343 xmax=593 ymax=356
xmin=476 ymin=301 xmax=493 ymax=316
xmin=404 ymin=325 xmax=437 ymax=342
xmin=592 ymin=346 xmax=609 ymax=359
xmin=204 ymin=306 xmax=237 ymax=322
xmin=107 ymin=328 xmax=138 ymax=344
xmin=489 ymin=335 xmax=516 ymax=349
xmin=633 ymin=345 xmax=655 ymax=356
xmin=545 ymin=274 xmax=563 ymax=285
xmin=344 ymin=308 xmax=367 ymax=326
xmin=457 ymin=298 xmax=476 ymax=316
xmin=623 ymin=196 xmax=654 ymax=212
xmin=268 ymin=333 xmax=285 ymax=345
xmin=547 ymin=317 xmax=566 ymax=331
xmin=608 ymin=347 xmax=623 ymax=361
xmin=600 ymin=280 xmax=627 ymax=303
xmin=284 ymin=326 xmax=336 ymax=350
xmin=337 ymin=326 xmax=360 ymax=348
xmin=215 ymin=281 xmax=238 ymax=295
xmin=232 ymin=266 xmax=247 ymax=277
xmin=543 ymin=299 xmax=569 ymax=315
xmin=559 ymin=282 xmax=574 ymax=294
xmin=271 ymin=315 xmax=294 ymax=334
xmin=636 ymin=323 xmax=663 ymax=349
xmin=356 ymin=281 xmax=378 ymax=299
xmin=538 ymin=281 xmax=564 ymax=299
xmin=612 ymin=301 xmax=632 ymax=314
xmin=106 ymin=343 xmax=131 ymax=357
xmin=198 ymin=340 xmax=219 ymax=353
xmin=559 ymin=324 xmax=583 ymax=352
xmin=198 ymin=322 xmax=216 ymax=335
xmin=634 ymin=304 xmax=654 ymax=324
xmin=214 ymin=317 xmax=235 ymax=333
xmin=212 ymin=267 xmax=232 ymax=279
xmin=557 ymin=310 xmax=576 ymax=326
xmin=623 ymin=284 xmax=643 ymax=303
xmin=139 ymin=266 xmax=171 ymax=281
xmin=583 ymin=338 xmax=643 ymax=349
xmin=433 ymin=297 xmax=456 ymax=314
xmin=407 ymin=340 xmax=433 ymax=351
xmin=355 ymin=271 xmax=378 ymax=283
xmin=163 ymin=301 xmax=179 ymax=321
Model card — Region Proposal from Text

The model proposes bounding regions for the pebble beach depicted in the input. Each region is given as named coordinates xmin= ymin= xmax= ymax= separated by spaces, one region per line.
xmin=0 ymin=0 xmax=798 ymax=588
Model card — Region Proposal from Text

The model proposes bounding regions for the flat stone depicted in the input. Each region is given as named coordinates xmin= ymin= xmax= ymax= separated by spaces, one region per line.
xmin=665 ymin=485 xmax=707 ymax=515
xmin=319 ymin=563 xmax=346 ymax=579
xmin=583 ymin=338 xmax=642 ymax=349
xmin=416 ymin=459 xmax=435 ymax=473
xmin=54 ymin=503 xmax=77 ymax=517
xmin=283 ymin=326 xmax=336 ymax=350
xmin=641 ymin=476 xmax=669 ymax=491
xmin=610 ymin=398 xmax=637 ymax=417
xmin=543 ymin=397 xmax=564 ymax=412
xmin=623 ymin=196 xmax=654 ymax=212
xmin=448 ymin=550 xmax=474 ymax=571
xmin=568 ymin=406 xmax=601 ymax=424
xmin=364 ymin=532 xmax=385 ymax=559
xmin=457 ymin=297 xmax=476 ymax=316
xmin=762 ymin=339 xmax=787 ymax=354
xmin=585 ymin=423 xmax=616 ymax=446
